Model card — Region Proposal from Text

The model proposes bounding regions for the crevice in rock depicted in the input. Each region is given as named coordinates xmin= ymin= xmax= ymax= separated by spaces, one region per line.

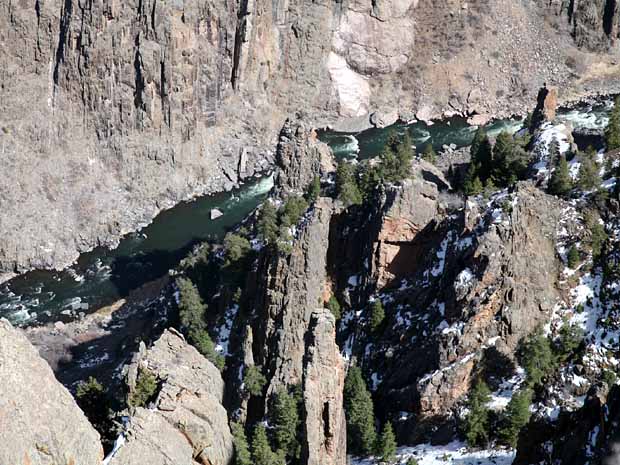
xmin=603 ymin=0 xmax=617 ymax=37
xmin=53 ymin=0 xmax=73 ymax=87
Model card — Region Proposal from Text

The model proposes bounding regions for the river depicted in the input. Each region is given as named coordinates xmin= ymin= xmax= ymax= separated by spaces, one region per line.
xmin=0 ymin=98 xmax=613 ymax=326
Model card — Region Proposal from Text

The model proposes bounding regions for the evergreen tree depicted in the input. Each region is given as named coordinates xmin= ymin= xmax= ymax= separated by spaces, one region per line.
xmin=586 ymin=211 xmax=608 ymax=262
xmin=280 ymin=196 xmax=309 ymax=228
xmin=519 ymin=329 xmax=556 ymax=388
xmin=463 ymin=164 xmax=484 ymax=196
xmin=326 ymin=295 xmax=341 ymax=320
xmin=76 ymin=377 xmax=114 ymax=439
xmin=498 ymin=388 xmax=532 ymax=447
xmin=370 ymin=300 xmax=385 ymax=333
xmin=547 ymin=137 xmax=561 ymax=165
xmin=470 ymin=128 xmax=493 ymax=180
xmin=258 ymin=201 xmax=279 ymax=246
xmin=244 ymin=365 xmax=267 ymax=396
xmin=305 ymin=176 xmax=321 ymax=204
xmin=224 ymin=233 xmax=252 ymax=266
xmin=548 ymin=154 xmax=572 ymax=197
xmin=567 ymin=245 xmax=580 ymax=269
xmin=231 ymin=422 xmax=253 ymax=465
xmin=421 ymin=143 xmax=437 ymax=164
xmin=463 ymin=379 xmax=491 ymax=447
xmin=555 ymin=322 xmax=584 ymax=363
xmin=357 ymin=161 xmax=383 ymax=201
xmin=252 ymin=425 xmax=284 ymax=465
xmin=492 ymin=132 xmax=528 ymax=185
xmin=578 ymin=148 xmax=602 ymax=191
xmin=376 ymin=422 xmax=397 ymax=463
xmin=129 ymin=368 xmax=158 ymax=408
xmin=176 ymin=277 xmax=222 ymax=368
xmin=344 ymin=366 xmax=377 ymax=455
xmin=606 ymin=96 xmax=620 ymax=151
xmin=336 ymin=162 xmax=363 ymax=207
xmin=271 ymin=388 xmax=301 ymax=458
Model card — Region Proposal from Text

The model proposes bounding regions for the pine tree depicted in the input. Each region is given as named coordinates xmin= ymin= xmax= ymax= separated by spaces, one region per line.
xmin=421 ymin=144 xmax=437 ymax=164
xmin=498 ymin=388 xmax=532 ymax=447
xmin=129 ymin=368 xmax=158 ymax=408
xmin=336 ymin=162 xmax=363 ymax=207
xmin=271 ymin=388 xmax=301 ymax=458
xmin=463 ymin=379 xmax=492 ymax=447
xmin=251 ymin=425 xmax=284 ymax=465
xmin=224 ymin=233 xmax=252 ymax=266
xmin=376 ymin=422 xmax=397 ymax=463
xmin=548 ymin=154 xmax=572 ymax=197
xmin=567 ymin=245 xmax=580 ymax=269
xmin=606 ymin=96 xmax=620 ymax=151
xmin=76 ymin=377 xmax=114 ymax=438
xmin=305 ymin=176 xmax=321 ymax=204
xmin=519 ymin=329 xmax=556 ymax=388
xmin=326 ymin=296 xmax=341 ymax=320
xmin=463 ymin=163 xmax=484 ymax=196
xmin=176 ymin=277 xmax=222 ymax=368
xmin=370 ymin=300 xmax=385 ymax=332
xmin=470 ymin=128 xmax=493 ymax=180
xmin=258 ymin=201 xmax=279 ymax=246
xmin=244 ymin=365 xmax=267 ymax=396
xmin=344 ymin=366 xmax=377 ymax=455
xmin=492 ymin=131 xmax=528 ymax=185
xmin=578 ymin=148 xmax=601 ymax=191
xmin=231 ymin=422 xmax=253 ymax=465
xmin=555 ymin=322 xmax=584 ymax=363
xmin=586 ymin=211 xmax=608 ymax=262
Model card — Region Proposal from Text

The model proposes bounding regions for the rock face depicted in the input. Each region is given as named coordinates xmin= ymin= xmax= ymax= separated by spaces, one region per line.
xmin=334 ymin=181 xmax=564 ymax=440
xmin=302 ymin=310 xmax=347 ymax=465
xmin=531 ymin=85 xmax=560 ymax=129
xmin=514 ymin=384 xmax=620 ymax=465
xmin=0 ymin=319 xmax=103 ymax=465
xmin=371 ymin=161 xmax=448 ymax=288
xmin=274 ymin=115 xmax=334 ymax=197
xmin=1 ymin=0 xmax=620 ymax=275
xmin=108 ymin=329 xmax=233 ymax=465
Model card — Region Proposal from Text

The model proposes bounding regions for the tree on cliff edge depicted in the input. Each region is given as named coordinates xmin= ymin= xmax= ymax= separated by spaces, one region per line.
xmin=606 ymin=96 xmax=620 ymax=151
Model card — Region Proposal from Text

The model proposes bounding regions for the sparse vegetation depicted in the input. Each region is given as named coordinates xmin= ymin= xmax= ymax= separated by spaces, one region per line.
xmin=326 ymin=295 xmax=342 ymax=320
xmin=128 ymin=368 xmax=158 ymax=408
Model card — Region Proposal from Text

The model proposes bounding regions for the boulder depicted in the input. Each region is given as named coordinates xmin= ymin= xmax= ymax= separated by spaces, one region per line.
xmin=0 ymin=318 xmax=103 ymax=465
xmin=108 ymin=329 xmax=233 ymax=465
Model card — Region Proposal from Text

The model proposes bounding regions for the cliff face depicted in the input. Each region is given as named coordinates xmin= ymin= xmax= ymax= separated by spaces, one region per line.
xmin=0 ymin=319 xmax=104 ymax=465
xmin=1 ymin=0 xmax=619 ymax=277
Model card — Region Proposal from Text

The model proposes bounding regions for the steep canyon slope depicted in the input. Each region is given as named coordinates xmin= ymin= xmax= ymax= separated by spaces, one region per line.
xmin=1 ymin=0 xmax=620 ymax=278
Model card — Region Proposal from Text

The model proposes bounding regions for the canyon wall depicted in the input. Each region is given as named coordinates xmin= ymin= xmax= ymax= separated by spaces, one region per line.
xmin=1 ymin=0 xmax=619 ymax=277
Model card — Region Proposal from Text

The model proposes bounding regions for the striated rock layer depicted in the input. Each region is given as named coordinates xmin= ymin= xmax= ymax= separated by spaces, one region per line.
xmin=1 ymin=0 xmax=620 ymax=275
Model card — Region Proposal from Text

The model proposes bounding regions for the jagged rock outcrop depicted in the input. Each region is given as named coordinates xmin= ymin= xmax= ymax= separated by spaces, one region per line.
xmin=336 ymin=181 xmax=565 ymax=441
xmin=0 ymin=319 xmax=104 ymax=465
xmin=108 ymin=329 xmax=233 ymax=465
xmin=532 ymin=85 xmax=560 ymax=129
xmin=371 ymin=161 xmax=450 ymax=288
xmin=514 ymin=384 xmax=620 ymax=465
xmin=274 ymin=115 xmax=335 ymax=197
xmin=302 ymin=310 xmax=347 ymax=465
xmin=2 ymin=0 xmax=620 ymax=276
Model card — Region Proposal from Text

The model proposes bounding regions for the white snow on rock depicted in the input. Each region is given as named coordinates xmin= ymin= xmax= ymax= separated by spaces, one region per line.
xmin=349 ymin=441 xmax=515 ymax=465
